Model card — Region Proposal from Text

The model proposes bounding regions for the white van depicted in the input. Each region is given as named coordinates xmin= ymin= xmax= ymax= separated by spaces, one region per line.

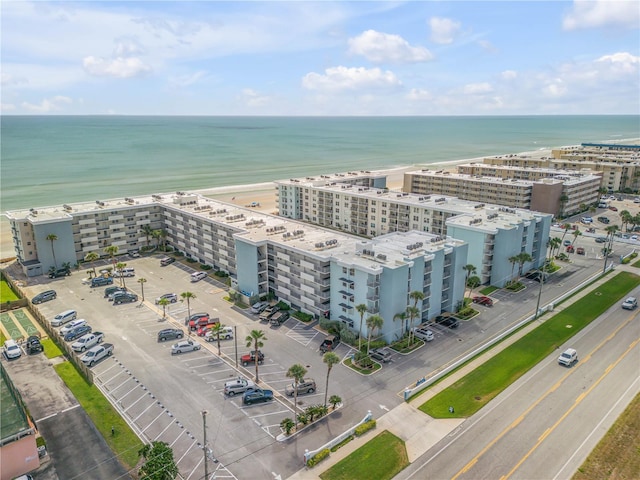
xmin=113 ymin=267 xmax=135 ymax=278
xmin=51 ymin=309 xmax=77 ymax=327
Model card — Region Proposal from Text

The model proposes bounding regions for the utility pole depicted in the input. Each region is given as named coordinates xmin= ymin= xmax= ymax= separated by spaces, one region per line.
xmin=202 ymin=410 xmax=208 ymax=480
xmin=534 ymin=267 xmax=545 ymax=319
xmin=234 ymin=325 xmax=238 ymax=368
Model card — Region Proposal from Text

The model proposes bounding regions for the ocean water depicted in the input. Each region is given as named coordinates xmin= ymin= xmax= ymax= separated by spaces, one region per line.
xmin=1 ymin=115 xmax=639 ymax=213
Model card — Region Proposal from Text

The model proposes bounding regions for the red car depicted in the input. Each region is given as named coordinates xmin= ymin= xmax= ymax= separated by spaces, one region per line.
xmin=472 ymin=296 xmax=493 ymax=306
xmin=196 ymin=321 xmax=219 ymax=336
xmin=566 ymin=245 xmax=575 ymax=253
xmin=609 ymin=206 xmax=618 ymax=212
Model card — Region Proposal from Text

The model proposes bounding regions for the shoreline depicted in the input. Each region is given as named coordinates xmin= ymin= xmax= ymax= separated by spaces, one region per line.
xmin=0 ymin=150 xmax=552 ymax=261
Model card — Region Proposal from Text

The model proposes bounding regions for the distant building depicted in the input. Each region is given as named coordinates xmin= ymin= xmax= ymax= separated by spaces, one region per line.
xmin=404 ymin=165 xmax=602 ymax=217
xmin=0 ymin=364 xmax=39 ymax=479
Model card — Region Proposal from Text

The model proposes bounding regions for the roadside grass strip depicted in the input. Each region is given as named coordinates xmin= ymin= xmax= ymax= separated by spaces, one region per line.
xmin=54 ymin=360 xmax=143 ymax=469
xmin=319 ymin=430 xmax=409 ymax=480
xmin=12 ymin=310 xmax=39 ymax=336
xmin=0 ymin=312 xmax=22 ymax=339
xmin=420 ymin=271 xmax=640 ymax=418
xmin=0 ymin=280 xmax=19 ymax=302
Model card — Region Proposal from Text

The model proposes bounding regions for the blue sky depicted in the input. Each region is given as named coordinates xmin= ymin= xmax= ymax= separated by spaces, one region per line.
xmin=2 ymin=1 xmax=639 ymax=115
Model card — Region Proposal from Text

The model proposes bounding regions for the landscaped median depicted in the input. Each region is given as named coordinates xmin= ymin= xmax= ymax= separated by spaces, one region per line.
xmin=419 ymin=271 xmax=640 ymax=418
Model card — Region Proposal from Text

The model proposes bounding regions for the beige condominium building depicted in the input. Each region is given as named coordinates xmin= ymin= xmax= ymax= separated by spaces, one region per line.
xmin=483 ymin=142 xmax=640 ymax=193
xmin=404 ymin=166 xmax=602 ymax=217
xmin=276 ymin=174 xmax=552 ymax=287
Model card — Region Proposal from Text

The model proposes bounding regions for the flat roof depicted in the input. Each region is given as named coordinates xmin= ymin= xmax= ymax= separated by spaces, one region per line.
xmin=0 ymin=367 xmax=31 ymax=443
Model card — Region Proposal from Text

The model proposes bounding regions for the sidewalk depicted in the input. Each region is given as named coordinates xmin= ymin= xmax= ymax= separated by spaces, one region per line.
xmin=287 ymin=267 xmax=628 ymax=479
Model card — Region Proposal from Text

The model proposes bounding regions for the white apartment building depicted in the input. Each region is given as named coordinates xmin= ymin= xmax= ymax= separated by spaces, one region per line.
xmin=6 ymin=192 xmax=468 ymax=341
xmin=404 ymin=166 xmax=602 ymax=217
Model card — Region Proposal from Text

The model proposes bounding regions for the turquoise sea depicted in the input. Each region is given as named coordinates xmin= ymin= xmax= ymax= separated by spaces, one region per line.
xmin=1 ymin=115 xmax=639 ymax=213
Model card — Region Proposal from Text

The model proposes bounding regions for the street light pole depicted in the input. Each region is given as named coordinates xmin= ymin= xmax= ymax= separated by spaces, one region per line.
xmin=534 ymin=267 xmax=545 ymax=319
xmin=202 ymin=410 xmax=208 ymax=480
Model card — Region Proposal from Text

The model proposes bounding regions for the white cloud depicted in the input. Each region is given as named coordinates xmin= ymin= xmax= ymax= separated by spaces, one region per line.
xmin=1 ymin=73 xmax=29 ymax=87
xmin=1 ymin=103 xmax=17 ymax=112
xmin=542 ymin=80 xmax=568 ymax=97
xmin=348 ymin=30 xmax=433 ymax=64
xmin=406 ymin=88 xmax=432 ymax=101
xmin=21 ymin=95 xmax=72 ymax=112
xmin=168 ymin=71 xmax=207 ymax=88
xmin=563 ymin=0 xmax=640 ymax=30
xmin=82 ymin=56 xmax=152 ymax=78
xmin=241 ymin=88 xmax=271 ymax=107
xmin=463 ymin=82 xmax=493 ymax=95
xmin=302 ymin=66 xmax=402 ymax=92
xmin=501 ymin=70 xmax=518 ymax=80
xmin=595 ymin=52 xmax=640 ymax=74
xmin=429 ymin=17 xmax=461 ymax=44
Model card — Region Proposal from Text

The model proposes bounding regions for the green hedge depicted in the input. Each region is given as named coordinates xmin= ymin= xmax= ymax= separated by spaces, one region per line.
xmin=355 ymin=419 xmax=376 ymax=436
xmin=307 ymin=448 xmax=330 ymax=467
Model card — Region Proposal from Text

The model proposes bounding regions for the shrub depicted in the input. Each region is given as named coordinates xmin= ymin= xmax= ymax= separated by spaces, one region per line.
xmin=297 ymin=412 xmax=309 ymax=425
xmin=186 ymin=257 xmax=197 ymax=263
xmin=354 ymin=419 xmax=377 ymax=436
xmin=354 ymin=352 xmax=374 ymax=369
xmin=329 ymin=395 xmax=342 ymax=409
xmin=293 ymin=311 xmax=313 ymax=322
xmin=280 ymin=418 xmax=295 ymax=435
xmin=200 ymin=264 xmax=212 ymax=270
xmin=306 ymin=448 xmax=330 ymax=467
xmin=330 ymin=435 xmax=354 ymax=452
xmin=277 ymin=301 xmax=290 ymax=310
xmin=338 ymin=327 xmax=356 ymax=346
xmin=319 ymin=318 xmax=341 ymax=334
xmin=214 ymin=270 xmax=229 ymax=277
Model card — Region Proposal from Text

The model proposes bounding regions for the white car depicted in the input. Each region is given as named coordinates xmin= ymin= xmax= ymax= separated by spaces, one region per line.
xmin=60 ymin=319 xmax=87 ymax=335
xmin=190 ymin=271 xmax=208 ymax=282
xmin=155 ymin=293 xmax=178 ymax=304
xmin=171 ymin=340 xmax=201 ymax=355
xmin=621 ymin=297 xmax=637 ymax=310
xmin=205 ymin=326 xmax=234 ymax=341
xmin=413 ymin=327 xmax=434 ymax=342
xmin=3 ymin=339 xmax=22 ymax=359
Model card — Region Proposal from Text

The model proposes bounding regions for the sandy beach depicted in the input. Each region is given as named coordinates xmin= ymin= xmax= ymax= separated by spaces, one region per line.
xmin=0 ymin=155 xmax=529 ymax=262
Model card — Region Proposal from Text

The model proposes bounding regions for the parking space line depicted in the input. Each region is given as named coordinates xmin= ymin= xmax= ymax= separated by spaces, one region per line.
xmin=117 ymin=383 xmax=142 ymax=403
xmin=101 ymin=367 xmax=129 ymax=386
xmin=94 ymin=361 xmax=120 ymax=377
xmin=124 ymin=391 xmax=153 ymax=413
xmin=184 ymin=456 xmax=204 ymax=480
xmin=109 ymin=376 xmax=137 ymax=396
xmin=140 ymin=409 xmax=166 ymax=432
xmin=248 ymin=409 xmax=291 ymax=419
xmin=175 ymin=438 xmax=199 ymax=466
xmin=170 ymin=430 xmax=190 ymax=449
xmin=155 ymin=417 xmax=178 ymax=441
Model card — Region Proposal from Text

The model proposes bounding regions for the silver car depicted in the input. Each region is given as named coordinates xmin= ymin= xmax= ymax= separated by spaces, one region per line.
xmin=284 ymin=378 xmax=316 ymax=396
xmin=170 ymin=340 xmax=201 ymax=355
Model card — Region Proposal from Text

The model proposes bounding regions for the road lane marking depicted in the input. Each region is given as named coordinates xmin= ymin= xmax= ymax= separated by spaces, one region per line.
xmin=451 ymin=310 xmax=637 ymax=480
xmin=500 ymin=337 xmax=640 ymax=479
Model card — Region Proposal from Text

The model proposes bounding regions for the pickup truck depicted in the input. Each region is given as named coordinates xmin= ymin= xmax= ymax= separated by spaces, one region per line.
xmin=241 ymin=350 xmax=265 ymax=366
xmin=81 ymin=343 xmax=113 ymax=366
xmin=320 ymin=334 xmax=340 ymax=353
xmin=259 ymin=305 xmax=280 ymax=322
xmin=71 ymin=332 xmax=104 ymax=352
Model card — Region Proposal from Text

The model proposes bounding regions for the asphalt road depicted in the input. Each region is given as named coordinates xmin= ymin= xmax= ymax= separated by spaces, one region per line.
xmin=15 ymin=235 xmax=639 ymax=480
xmin=396 ymin=287 xmax=640 ymax=480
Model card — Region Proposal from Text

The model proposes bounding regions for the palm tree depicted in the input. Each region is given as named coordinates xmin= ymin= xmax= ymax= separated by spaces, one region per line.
xmin=159 ymin=229 xmax=168 ymax=251
xmin=559 ymin=223 xmax=572 ymax=244
xmin=322 ymin=351 xmax=340 ymax=408
xmin=508 ymin=255 xmax=518 ymax=281
xmin=462 ymin=265 xmax=476 ymax=299
xmin=140 ymin=224 xmax=154 ymax=248
xmin=180 ymin=292 xmax=196 ymax=329
xmin=84 ymin=251 xmax=100 ymax=277
xmin=620 ymin=210 xmax=632 ymax=231
xmin=516 ymin=252 xmax=533 ymax=278
xmin=571 ymin=228 xmax=582 ymax=246
xmin=405 ymin=306 xmax=420 ymax=346
xmin=137 ymin=278 xmax=147 ymax=302
xmin=157 ymin=297 xmax=170 ymax=319
xmin=46 ymin=233 xmax=58 ymax=268
xmin=408 ymin=290 xmax=425 ymax=342
xmin=286 ymin=363 xmax=307 ymax=416
xmin=393 ymin=311 xmax=407 ymax=340
xmin=152 ymin=229 xmax=162 ymax=248
xmin=115 ymin=262 xmax=127 ymax=288
xmin=548 ymin=237 xmax=561 ymax=261
xmin=208 ymin=322 xmax=225 ymax=355
xmin=365 ymin=315 xmax=384 ymax=354
xmin=355 ymin=304 xmax=368 ymax=351
xmin=245 ymin=330 xmax=267 ymax=383
xmin=104 ymin=245 xmax=119 ymax=267
xmin=559 ymin=194 xmax=569 ymax=217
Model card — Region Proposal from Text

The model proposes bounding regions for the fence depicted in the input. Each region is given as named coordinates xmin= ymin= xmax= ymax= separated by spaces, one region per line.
xmin=1 ymin=268 xmax=94 ymax=385
xmin=303 ymin=410 xmax=373 ymax=465
xmin=403 ymin=264 xmax=614 ymax=400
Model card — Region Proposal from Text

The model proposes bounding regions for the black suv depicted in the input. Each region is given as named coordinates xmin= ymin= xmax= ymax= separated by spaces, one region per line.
xmin=113 ymin=293 xmax=138 ymax=305
xmin=434 ymin=314 xmax=459 ymax=329
xmin=26 ymin=336 xmax=43 ymax=354
xmin=157 ymin=328 xmax=184 ymax=342
xmin=48 ymin=268 xmax=71 ymax=279
xmin=32 ymin=290 xmax=57 ymax=304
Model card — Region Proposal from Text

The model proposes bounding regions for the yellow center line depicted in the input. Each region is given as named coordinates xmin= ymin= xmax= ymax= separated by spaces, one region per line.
xmin=451 ymin=310 xmax=638 ymax=480
xmin=500 ymin=337 xmax=640 ymax=480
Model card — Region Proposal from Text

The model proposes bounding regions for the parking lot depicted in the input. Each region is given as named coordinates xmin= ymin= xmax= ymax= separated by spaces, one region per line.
xmin=9 ymin=239 xmax=632 ymax=479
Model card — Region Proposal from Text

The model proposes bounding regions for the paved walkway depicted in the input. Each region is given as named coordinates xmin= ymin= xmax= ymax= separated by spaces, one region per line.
xmin=287 ymin=266 xmax=633 ymax=479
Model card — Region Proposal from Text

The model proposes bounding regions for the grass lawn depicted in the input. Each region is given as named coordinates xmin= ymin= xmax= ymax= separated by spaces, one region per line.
xmin=320 ymin=430 xmax=409 ymax=480
xmin=573 ymin=392 xmax=640 ymax=480
xmin=54 ymin=361 xmax=143 ymax=469
xmin=41 ymin=338 xmax=63 ymax=358
xmin=420 ymin=271 xmax=640 ymax=418
xmin=1 ymin=280 xmax=19 ymax=302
